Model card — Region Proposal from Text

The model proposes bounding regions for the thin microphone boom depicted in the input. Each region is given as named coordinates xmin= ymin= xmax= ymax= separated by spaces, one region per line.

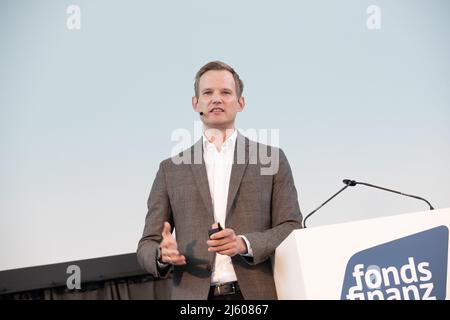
xmin=343 ymin=179 xmax=434 ymax=211
xmin=302 ymin=185 xmax=350 ymax=228
xmin=303 ymin=179 xmax=434 ymax=228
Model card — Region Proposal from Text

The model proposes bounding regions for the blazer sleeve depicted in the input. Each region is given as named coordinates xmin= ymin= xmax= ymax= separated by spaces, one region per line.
xmin=242 ymin=148 xmax=303 ymax=265
xmin=136 ymin=161 xmax=173 ymax=278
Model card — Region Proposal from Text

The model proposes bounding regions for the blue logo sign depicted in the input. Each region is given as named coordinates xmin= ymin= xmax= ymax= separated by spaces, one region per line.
xmin=341 ymin=226 xmax=448 ymax=300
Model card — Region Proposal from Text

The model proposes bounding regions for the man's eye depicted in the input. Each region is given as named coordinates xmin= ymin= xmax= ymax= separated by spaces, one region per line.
xmin=203 ymin=92 xmax=211 ymax=95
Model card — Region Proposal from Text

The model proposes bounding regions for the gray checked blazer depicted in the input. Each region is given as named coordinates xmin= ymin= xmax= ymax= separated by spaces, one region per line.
xmin=137 ymin=132 xmax=302 ymax=299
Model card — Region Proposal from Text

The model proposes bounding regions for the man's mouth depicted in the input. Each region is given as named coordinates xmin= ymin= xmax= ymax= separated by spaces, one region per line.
xmin=209 ymin=107 xmax=225 ymax=113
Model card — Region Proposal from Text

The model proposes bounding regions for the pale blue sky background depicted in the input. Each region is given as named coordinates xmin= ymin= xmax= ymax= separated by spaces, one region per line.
xmin=1 ymin=0 xmax=449 ymax=270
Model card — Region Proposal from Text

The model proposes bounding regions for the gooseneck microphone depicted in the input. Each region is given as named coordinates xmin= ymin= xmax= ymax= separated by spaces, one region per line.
xmin=303 ymin=179 xmax=435 ymax=228
xmin=199 ymin=112 xmax=204 ymax=116
xmin=303 ymin=184 xmax=350 ymax=228
xmin=343 ymin=179 xmax=434 ymax=210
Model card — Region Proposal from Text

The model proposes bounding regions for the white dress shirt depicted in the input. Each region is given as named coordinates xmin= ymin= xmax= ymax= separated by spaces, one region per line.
xmin=203 ymin=129 xmax=252 ymax=285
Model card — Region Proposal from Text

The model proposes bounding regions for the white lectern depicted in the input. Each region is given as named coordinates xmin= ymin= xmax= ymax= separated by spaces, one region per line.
xmin=274 ymin=208 xmax=450 ymax=300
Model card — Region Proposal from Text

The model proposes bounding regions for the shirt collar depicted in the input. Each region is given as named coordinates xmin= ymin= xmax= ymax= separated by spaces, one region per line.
xmin=202 ymin=129 xmax=237 ymax=152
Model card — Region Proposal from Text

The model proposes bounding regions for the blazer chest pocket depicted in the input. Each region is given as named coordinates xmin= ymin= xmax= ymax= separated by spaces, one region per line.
xmin=170 ymin=183 xmax=202 ymax=209
xmin=235 ymin=179 xmax=262 ymax=211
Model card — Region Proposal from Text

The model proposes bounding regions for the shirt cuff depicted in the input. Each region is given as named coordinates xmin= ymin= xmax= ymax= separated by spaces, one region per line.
xmin=156 ymin=247 xmax=170 ymax=268
xmin=157 ymin=260 xmax=170 ymax=269
xmin=238 ymin=235 xmax=253 ymax=257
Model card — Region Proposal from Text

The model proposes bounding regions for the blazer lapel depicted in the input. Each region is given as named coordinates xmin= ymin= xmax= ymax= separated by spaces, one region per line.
xmin=226 ymin=133 xmax=249 ymax=224
xmin=189 ymin=138 xmax=214 ymax=220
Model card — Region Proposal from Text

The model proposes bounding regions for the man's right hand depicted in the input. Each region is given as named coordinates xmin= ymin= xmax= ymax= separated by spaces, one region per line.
xmin=159 ymin=221 xmax=186 ymax=265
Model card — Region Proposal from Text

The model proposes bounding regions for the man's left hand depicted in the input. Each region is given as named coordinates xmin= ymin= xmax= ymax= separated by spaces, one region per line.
xmin=206 ymin=225 xmax=248 ymax=256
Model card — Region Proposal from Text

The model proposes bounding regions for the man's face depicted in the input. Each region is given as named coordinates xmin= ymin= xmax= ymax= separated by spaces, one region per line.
xmin=192 ymin=70 xmax=245 ymax=129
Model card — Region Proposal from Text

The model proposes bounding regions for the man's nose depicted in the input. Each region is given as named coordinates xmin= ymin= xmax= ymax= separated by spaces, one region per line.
xmin=211 ymin=93 xmax=222 ymax=104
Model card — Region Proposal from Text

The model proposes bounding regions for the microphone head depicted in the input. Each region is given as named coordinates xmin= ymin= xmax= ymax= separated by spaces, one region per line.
xmin=343 ymin=179 xmax=357 ymax=186
xmin=199 ymin=112 xmax=204 ymax=116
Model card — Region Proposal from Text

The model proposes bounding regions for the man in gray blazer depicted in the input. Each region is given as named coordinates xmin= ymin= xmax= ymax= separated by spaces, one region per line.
xmin=137 ymin=61 xmax=302 ymax=300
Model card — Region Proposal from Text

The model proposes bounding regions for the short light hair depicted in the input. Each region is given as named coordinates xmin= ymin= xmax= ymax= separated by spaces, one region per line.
xmin=194 ymin=61 xmax=244 ymax=99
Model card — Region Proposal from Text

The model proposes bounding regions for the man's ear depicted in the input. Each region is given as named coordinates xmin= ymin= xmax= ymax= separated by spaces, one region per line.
xmin=237 ymin=96 xmax=245 ymax=112
xmin=192 ymin=96 xmax=199 ymax=112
